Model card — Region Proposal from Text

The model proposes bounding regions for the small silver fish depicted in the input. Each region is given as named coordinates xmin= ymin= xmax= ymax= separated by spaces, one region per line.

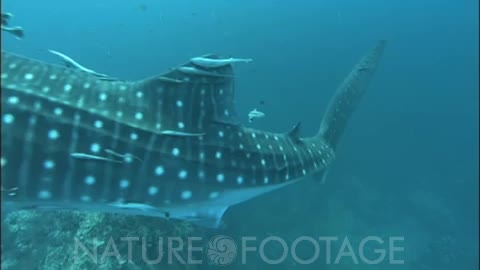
xmin=248 ymin=108 xmax=265 ymax=123
xmin=1 ymin=26 xmax=23 ymax=39
xmin=177 ymin=66 xmax=234 ymax=78
xmin=190 ymin=57 xmax=253 ymax=68
xmin=1 ymin=12 xmax=24 ymax=39
xmin=70 ymin=153 xmax=123 ymax=163
xmin=48 ymin=49 xmax=115 ymax=79
xmin=1 ymin=186 xmax=18 ymax=196
xmin=104 ymin=149 xmax=142 ymax=163
xmin=157 ymin=76 xmax=184 ymax=83
xmin=1 ymin=12 xmax=12 ymax=25
xmin=159 ymin=130 xmax=206 ymax=137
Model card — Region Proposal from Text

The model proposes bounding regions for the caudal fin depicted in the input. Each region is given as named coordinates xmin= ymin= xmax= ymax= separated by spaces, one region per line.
xmin=318 ymin=40 xmax=386 ymax=149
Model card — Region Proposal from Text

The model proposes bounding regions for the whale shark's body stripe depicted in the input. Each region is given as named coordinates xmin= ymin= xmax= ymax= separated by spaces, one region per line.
xmin=1 ymin=41 xmax=386 ymax=227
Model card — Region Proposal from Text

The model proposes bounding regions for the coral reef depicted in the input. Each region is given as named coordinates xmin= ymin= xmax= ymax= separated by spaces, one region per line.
xmin=2 ymin=210 xmax=203 ymax=270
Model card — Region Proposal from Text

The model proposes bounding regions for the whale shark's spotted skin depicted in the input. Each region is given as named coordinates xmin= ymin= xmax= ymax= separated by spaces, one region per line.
xmin=1 ymin=41 xmax=385 ymax=227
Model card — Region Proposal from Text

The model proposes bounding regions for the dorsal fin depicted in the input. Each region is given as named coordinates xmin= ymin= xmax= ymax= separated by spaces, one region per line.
xmin=287 ymin=121 xmax=302 ymax=139
xmin=133 ymin=54 xmax=238 ymax=134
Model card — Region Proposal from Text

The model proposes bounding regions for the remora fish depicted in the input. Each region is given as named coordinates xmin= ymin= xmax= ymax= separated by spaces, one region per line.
xmin=1 ymin=41 xmax=386 ymax=228
xmin=190 ymin=56 xmax=253 ymax=68
xmin=248 ymin=108 xmax=265 ymax=123
xmin=48 ymin=49 xmax=120 ymax=81
xmin=1 ymin=12 xmax=24 ymax=39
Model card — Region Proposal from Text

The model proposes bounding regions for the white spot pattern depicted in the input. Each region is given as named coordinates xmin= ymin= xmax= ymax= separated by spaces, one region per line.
xmin=54 ymin=108 xmax=63 ymax=116
xmin=85 ymin=175 xmax=96 ymax=185
xmin=155 ymin=166 xmax=165 ymax=176
xmin=119 ymin=179 xmax=130 ymax=189
xmin=181 ymin=190 xmax=192 ymax=200
xmin=94 ymin=120 xmax=103 ymax=128
xmin=64 ymin=84 xmax=72 ymax=92
xmin=48 ymin=129 xmax=60 ymax=140
xmin=90 ymin=143 xmax=101 ymax=153
xmin=38 ymin=190 xmax=52 ymax=199
xmin=3 ymin=114 xmax=14 ymax=124
xmin=237 ymin=176 xmax=244 ymax=185
xmin=148 ymin=186 xmax=159 ymax=195
xmin=43 ymin=160 xmax=55 ymax=169
xmin=135 ymin=112 xmax=143 ymax=120
xmin=24 ymin=73 xmax=34 ymax=80
xmin=178 ymin=170 xmax=188 ymax=179
xmin=7 ymin=96 xmax=19 ymax=104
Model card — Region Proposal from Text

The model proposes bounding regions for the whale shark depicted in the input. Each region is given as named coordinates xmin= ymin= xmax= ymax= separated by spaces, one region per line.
xmin=1 ymin=41 xmax=386 ymax=228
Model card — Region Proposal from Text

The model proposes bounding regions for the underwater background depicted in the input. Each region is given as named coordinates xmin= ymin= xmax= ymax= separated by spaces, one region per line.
xmin=1 ymin=0 xmax=478 ymax=269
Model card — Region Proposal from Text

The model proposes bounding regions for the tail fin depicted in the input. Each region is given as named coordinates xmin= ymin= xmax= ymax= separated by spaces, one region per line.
xmin=318 ymin=40 xmax=386 ymax=149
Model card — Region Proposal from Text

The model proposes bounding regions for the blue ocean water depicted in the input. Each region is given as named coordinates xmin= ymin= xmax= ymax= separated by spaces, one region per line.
xmin=2 ymin=0 xmax=478 ymax=269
